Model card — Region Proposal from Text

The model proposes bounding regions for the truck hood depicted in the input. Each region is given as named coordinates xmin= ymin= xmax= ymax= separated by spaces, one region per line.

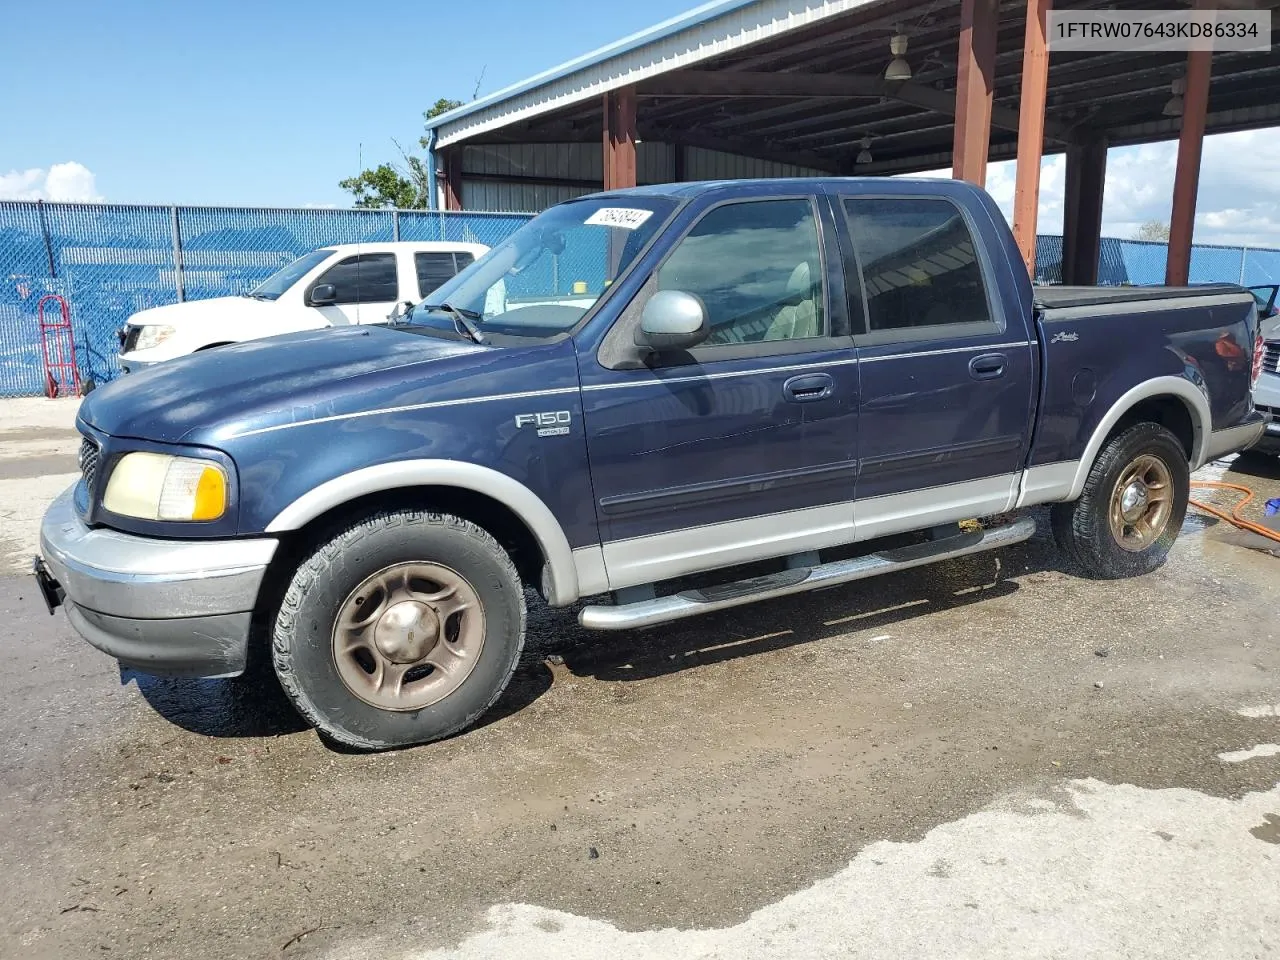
xmin=128 ymin=295 xmax=277 ymax=328
xmin=80 ymin=326 xmax=482 ymax=444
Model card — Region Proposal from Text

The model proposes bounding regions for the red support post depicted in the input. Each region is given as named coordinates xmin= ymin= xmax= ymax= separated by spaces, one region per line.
xmin=1012 ymin=0 xmax=1051 ymax=277
xmin=952 ymin=0 xmax=998 ymax=186
xmin=603 ymin=86 xmax=638 ymax=191
xmin=443 ymin=148 xmax=463 ymax=211
xmin=1166 ymin=46 xmax=1212 ymax=286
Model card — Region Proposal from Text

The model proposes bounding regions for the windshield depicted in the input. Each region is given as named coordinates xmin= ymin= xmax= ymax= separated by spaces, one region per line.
xmin=248 ymin=249 xmax=333 ymax=300
xmin=405 ymin=196 xmax=678 ymax=342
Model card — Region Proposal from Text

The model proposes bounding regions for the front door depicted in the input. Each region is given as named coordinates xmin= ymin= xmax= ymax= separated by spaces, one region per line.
xmin=579 ymin=195 xmax=859 ymax=591
xmin=307 ymin=251 xmax=400 ymax=326
xmin=835 ymin=193 xmax=1035 ymax=540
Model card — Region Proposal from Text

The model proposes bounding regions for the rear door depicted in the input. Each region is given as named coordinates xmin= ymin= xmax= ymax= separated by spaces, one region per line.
xmin=834 ymin=192 xmax=1035 ymax=540
xmin=580 ymin=194 xmax=860 ymax=590
xmin=305 ymin=252 xmax=400 ymax=325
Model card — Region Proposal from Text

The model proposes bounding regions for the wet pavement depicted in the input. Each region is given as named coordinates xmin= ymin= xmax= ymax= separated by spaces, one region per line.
xmin=1 ymin=414 xmax=1279 ymax=957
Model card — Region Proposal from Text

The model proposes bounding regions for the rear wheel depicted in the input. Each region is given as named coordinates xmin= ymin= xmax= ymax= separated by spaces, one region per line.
xmin=1051 ymin=422 xmax=1190 ymax=579
xmin=272 ymin=509 xmax=526 ymax=750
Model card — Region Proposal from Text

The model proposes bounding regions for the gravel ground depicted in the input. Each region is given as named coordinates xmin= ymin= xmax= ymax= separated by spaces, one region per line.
xmin=1 ymin=395 xmax=1278 ymax=959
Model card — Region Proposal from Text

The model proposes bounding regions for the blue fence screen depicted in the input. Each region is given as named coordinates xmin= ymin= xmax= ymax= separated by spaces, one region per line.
xmin=2 ymin=199 xmax=1279 ymax=397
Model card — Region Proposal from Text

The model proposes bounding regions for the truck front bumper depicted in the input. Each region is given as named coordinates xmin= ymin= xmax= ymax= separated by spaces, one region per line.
xmin=1252 ymin=400 xmax=1280 ymax=455
xmin=37 ymin=486 xmax=278 ymax=678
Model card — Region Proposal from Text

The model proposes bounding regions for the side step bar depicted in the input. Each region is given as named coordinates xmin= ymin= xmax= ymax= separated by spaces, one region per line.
xmin=579 ymin=516 xmax=1036 ymax=631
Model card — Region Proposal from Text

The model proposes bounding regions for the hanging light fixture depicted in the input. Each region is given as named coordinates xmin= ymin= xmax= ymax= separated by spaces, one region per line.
xmin=856 ymin=137 xmax=874 ymax=165
xmin=885 ymin=30 xmax=912 ymax=82
xmin=1163 ymin=76 xmax=1185 ymax=117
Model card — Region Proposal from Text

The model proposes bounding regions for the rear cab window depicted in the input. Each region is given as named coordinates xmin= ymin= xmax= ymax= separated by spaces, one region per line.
xmin=415 ymin=251 xmax=476 ymax=299
xmin=840 ymin=196 xmax=1001 ymax=343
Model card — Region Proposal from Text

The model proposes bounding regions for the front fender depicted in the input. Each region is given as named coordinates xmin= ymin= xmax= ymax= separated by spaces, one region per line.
xmin=265 ymin=459 xmax=581 ymax=605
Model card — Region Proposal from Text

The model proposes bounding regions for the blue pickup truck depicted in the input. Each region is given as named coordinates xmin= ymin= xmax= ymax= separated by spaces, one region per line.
xmin=35 ymin=178 xmax=1266 ymax=750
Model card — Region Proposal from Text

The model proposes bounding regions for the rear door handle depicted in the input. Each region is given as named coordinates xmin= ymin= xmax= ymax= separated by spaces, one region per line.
xmin=969 ymin=353 xmax=1007 ymax=381
xmin=782 ymin=372 xmax=834 ymax=403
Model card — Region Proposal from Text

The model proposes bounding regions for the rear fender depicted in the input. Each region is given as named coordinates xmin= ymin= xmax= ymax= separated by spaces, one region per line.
xmin=1068 ymin=376 xmax=1209 ymax=500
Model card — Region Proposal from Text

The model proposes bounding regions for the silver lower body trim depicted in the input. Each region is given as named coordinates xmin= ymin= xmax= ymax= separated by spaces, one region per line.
xmin=579 ymin=516 xmax=1036 ymax=631
xmin=1201 ymin=419 xmax=1267 ymax=464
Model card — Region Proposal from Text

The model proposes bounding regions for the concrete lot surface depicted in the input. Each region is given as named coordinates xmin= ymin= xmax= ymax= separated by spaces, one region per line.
xmin=0 ymin=395 xmax=1278 ymax=959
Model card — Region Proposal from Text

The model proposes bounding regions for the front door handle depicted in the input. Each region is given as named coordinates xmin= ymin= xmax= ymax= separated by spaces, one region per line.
xmin=969 ymin=353 xmax=1007 ymax=381
xmin=783 ymin=372 xmax=834 ymax=403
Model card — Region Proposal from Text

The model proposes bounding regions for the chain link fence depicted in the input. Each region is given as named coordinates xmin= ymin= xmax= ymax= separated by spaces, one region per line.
xmin=0 ymin=202 xmax=532 ymax=397
xmin=2 ymin=199 xmax=1279 ymax=397
xmin=1032 ymin=235 xmax=1280 ymax=286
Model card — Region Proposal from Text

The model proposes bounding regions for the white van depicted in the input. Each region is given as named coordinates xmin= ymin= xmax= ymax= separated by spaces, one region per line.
xmin=117 ymin=241 xmax=489 ymax=372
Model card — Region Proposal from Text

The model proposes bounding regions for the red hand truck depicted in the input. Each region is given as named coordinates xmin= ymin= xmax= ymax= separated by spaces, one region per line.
xmin=36 ymin=294 xmax=82 ymax=398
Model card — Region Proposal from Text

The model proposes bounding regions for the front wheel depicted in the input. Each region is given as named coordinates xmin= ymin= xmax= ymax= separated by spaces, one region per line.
xmin=1051 ymin=422 xmax=1190 ymax=579
xmin=272 ymin=509 xmax=526 ymax=750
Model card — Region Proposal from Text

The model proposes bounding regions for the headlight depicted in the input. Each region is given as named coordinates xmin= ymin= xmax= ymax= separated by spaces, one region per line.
xmin=131 ymin=324 xmax=176 ymax=351
xmin=103 ymin=452 xmax=227 ymax=521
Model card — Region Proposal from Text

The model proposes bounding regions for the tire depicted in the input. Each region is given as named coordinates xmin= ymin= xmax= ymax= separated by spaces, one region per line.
xmin=272 ymin=509 xmax=526 ymax=750
xmin=1051 ymin=422 xmax=1190 ymax=579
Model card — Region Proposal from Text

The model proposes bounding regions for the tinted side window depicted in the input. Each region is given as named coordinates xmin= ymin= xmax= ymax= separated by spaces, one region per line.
xmin=315 ymin=253 xmax=398 ymax=304
xmin=843 ymin=198 xmax=992 ymax=333
xmin=657 ymin=199 xmax=825 ymax=345
xmin=415 ymin=251 xmax=475 ymax=298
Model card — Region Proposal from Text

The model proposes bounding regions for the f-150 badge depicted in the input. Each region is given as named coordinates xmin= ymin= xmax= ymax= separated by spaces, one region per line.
xmin=515 ymin=411 xmax=571 ymax=437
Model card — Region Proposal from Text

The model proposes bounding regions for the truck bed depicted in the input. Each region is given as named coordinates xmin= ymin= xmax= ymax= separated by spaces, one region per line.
xmin=1035 ymin=284 xmax=1245 ymax=311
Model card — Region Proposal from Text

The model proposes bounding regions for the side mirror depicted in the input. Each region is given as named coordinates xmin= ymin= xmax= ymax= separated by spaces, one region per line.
xmin=636 ymin=290 xmax=708 ymax=351
xmin=309 ymin=283 xmax=337 ymax=307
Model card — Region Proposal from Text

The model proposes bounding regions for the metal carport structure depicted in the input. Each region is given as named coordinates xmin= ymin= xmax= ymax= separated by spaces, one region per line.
xmin=425 ymin=0 xmax=1280 ymax=284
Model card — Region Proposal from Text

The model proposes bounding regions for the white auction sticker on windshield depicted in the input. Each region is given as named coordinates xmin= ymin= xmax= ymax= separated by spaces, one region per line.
xmin=584 ymin=207 xmax=654 ymax=230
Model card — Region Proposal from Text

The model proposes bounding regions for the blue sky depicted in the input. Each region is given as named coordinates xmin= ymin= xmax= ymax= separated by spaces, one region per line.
xmin=1 ymin=0 xmax=697 ymax=207
xmin=2 ymin=0 xmax=1277 ymax=247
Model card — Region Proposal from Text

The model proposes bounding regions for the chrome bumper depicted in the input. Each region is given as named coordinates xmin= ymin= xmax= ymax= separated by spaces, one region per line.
xmin=38 ymin=485 xmax=278 ymax=678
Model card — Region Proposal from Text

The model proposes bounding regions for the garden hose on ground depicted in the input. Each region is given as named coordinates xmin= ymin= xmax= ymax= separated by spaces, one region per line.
xmin=1188 ymin=480 xmax=1280 ymax=545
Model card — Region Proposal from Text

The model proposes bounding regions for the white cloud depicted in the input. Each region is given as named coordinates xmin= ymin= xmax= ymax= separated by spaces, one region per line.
xmin=904 ymin=128 xmax=1280 ymax=247
xmin=0 ymin=162 xmax=103 ymax=202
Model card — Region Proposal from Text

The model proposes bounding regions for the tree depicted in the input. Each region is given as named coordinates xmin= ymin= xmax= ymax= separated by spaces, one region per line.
xmin=339 ymin=99 xmax=465 ymax=209
xmin=1134 ymin=220 xmax=1171 ymax=242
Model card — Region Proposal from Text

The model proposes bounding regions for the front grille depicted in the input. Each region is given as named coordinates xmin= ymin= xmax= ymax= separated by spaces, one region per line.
xmin=1265 ymin=341 xmax=1280 ymax=375
xmin=78 ymin=437 xmax=100 ymax=492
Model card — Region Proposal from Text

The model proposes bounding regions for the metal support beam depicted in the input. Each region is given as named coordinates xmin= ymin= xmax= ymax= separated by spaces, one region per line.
xmin=639 ymin=69 xmax=1072 ymax=142
xmin=1061 ymin=137 xmax=1107 ymax=285
xmin=643 ymin=125 xmax=840 ymax=174
xmin=442 ymin=147 xmax=463 ymax=211
xmin=1166 ymin=46 xmax=1212 ymax=286
xmin=603 ymin=85 xmax=638 ymax=191
xmin=952 ymin=0 xmax=998 ymax=185
xmin=1012 ymin=0 xmax=1051 ymax=276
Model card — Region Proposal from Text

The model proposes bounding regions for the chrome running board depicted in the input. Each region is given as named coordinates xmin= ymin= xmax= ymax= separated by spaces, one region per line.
xmin=578 ymin=516 xmax=1036 ymax=631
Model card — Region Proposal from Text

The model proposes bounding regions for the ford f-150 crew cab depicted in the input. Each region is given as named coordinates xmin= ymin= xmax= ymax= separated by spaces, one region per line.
xmin=34 ymin=178 xmax=1267 ymax=750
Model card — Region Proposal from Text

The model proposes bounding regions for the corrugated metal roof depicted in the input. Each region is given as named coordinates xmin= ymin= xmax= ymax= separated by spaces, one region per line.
xmin=428 ymin=0 xmax=882 ymax=148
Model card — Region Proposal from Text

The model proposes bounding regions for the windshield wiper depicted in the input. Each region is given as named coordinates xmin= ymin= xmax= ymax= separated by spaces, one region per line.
xmin=242 ymin=291 xmax=270 ymax=300
xmin=425 ymin=302 xmax=485 ymax=344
